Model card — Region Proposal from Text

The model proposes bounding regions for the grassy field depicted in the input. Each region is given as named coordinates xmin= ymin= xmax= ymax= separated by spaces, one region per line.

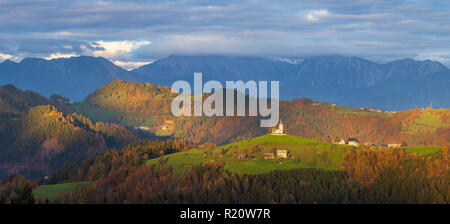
xmin=71 ymin=103 xmax=120 ymax=122
xmin=333 ymin=105 xmax=391 ymax=117
xmin=33 ymin=181 xmax=94 ymax=201
xmin=405 ymin=110 xmax=449 ymax=134
xmin=405 ymin=146 xmax=443 ymax=154
xmin=148 ymin=134 xmax=445 ymax=174
xmin=148 ymin=134 xmax=353 ymax=174
xmin=218 ymin=134 xmax=320 ymax=147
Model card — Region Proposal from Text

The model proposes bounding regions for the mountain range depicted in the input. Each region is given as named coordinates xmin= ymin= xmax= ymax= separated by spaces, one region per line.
xmin=0 ymin=56 xmax=145 ymax=102
xmin=1 ymin=55 xmax=449 ymax=110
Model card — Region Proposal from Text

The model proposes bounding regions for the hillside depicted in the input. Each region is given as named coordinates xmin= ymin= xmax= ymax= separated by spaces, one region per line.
xmin=0 ymin=84 xmax=73 ymax=114
xmin=280 ymin=99 xmax=450 ymax=146
xmin=148 ymin=134 xmax=446 ymax=175
xmin=147 ymin=134 xmax=352 ymax=174
xmin=33 ymin=181 xmax=94 ymax=201
xmin=73 ymin=80 xmax=264 ymax=143
xmin=73 ymin=80 xmax=450 ymax=147
xmin=0 ymin=84 xmax=52 ymax=114
xmin=0 ymin=105 xmax=137 ymax=178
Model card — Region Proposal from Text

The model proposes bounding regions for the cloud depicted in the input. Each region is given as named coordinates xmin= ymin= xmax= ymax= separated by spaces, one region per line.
xmin=0 ymin=52 xmax=21 ymax=62
xmin=111 ymin=59 xmax=156 ymax=70
xmin=44 ymin=53 xmax=79 ymax=60
xmin=0 ymin=0 xmax=449 ymax=66
xmin=0 ymin=52 xmax=13 ymax=60
xmin=352 ymin=41 xmax=384 ymax=47
xmin=85 ymin=40 xmax=151 ymax=59
xmin=415 ymin=51 xmax=450 ymax=65
xmin=305 ymin=9 xmax=330 ymax=22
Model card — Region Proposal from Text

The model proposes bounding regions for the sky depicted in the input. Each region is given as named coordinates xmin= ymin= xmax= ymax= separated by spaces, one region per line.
xmin=0 ymin=0 xmax=449 ymax=69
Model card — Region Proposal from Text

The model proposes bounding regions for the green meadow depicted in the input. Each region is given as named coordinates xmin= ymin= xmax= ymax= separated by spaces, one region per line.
xmin=148 ymin=134 xmax=445 ymax=174
xmin=71 ymin=103 xmax=120 ymax=122
xmin=405 ymin=146 xmax=443 ymax=154
xmin=333 ymin=105 xmax=391 ymax=117
xmin=148 ymin=134 xmax=353 ymax=174
xmin=405 ymin=110 xmax=449 ymax=134
xmin=33 ymin=181 xmax=94 ymax=201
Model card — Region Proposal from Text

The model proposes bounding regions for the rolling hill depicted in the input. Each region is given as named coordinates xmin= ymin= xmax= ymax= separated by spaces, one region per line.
xmin=73 ymin=80 xmax=450 ymax=147
xmin=72 ymin=80 xmax=264 ymax=144
xmin=0 ymin=85 xmax=138 ymax=178
xmin=0 ymin=105 xmax=138 ymax=178
xmin=147 ymin=134 xmax=352 ymax=174
xmin=147 ymin=134 xmax=445 ymax=174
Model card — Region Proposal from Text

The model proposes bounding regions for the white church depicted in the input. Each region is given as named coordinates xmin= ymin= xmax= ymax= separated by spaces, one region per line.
xmin=271 ymin=120 xmax=286 ymax=135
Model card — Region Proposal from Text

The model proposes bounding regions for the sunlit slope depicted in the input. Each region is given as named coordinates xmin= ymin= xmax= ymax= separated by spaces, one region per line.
xmin=33 ymin=181 xmax=94 ymax=201
xmin=148 ymin=134 xmax=352 ymax=174
xmin=72 ymin=80 xmax=264 ymax=143
xmin=73 ymin=80 xmax=450 ymax=146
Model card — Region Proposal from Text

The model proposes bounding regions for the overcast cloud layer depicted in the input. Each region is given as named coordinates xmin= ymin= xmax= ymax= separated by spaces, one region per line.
xmin=0 ymin=0 xmax=449 ymax=69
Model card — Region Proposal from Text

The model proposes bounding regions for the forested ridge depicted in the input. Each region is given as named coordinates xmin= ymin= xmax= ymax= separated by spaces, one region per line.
xmin=281 ymin=99 xmax=450 ymax=146
xmin=0 ymin=105 xmax=137 ymax=178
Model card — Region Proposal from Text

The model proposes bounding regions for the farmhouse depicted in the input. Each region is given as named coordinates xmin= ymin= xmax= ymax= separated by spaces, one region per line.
xmin=263 ymin=153 xmax=275 ymax=159
xmin=276 ymin=150 xmax=288 ymax=159
xmin=333 ymin=137 xmax=360 ymax=146
xmin=368 ymin=108 xmax=382 ymax=113
xmin=271 ymin=120 xmax=286 ymax=135
xmin=160 ymin=120 xmax=174 ymax=130
xmin=135 ymin=126 xmax=151 ymax=131
xmin=237 ymin=153 xmax=247 ymax=160
xmin=365 ymin=142 xmax=376 ymax=147
xmin=347 ymin=138 xmax=359 ymax=146
xmin=334 ymin=139 xmax=346 ymax=145
xmin=388 ymin=143 xmax=402 ymax=148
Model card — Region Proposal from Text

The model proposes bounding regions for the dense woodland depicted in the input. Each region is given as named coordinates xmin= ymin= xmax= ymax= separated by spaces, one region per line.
xmin=47 ymin=139 xmax=189 ymax=183
xmin=0 ymin=174 xmax=36 ymax=204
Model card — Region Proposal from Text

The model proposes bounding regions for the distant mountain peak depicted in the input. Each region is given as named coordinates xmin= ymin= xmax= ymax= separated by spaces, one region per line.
xmin=385 ymin=57 xmax=448 ymax=76
xmin=0 ymin=55 xmax=144 ymax=102
xmin=387 ymin=57 xmax=446 ymax=65
xmin=1 ymin=59 xmax=17 ymax=64
xmin=20 ymin=57 xmax=47 ymax=64
xmin=305 ymin=55 xmax=373 ymax=63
